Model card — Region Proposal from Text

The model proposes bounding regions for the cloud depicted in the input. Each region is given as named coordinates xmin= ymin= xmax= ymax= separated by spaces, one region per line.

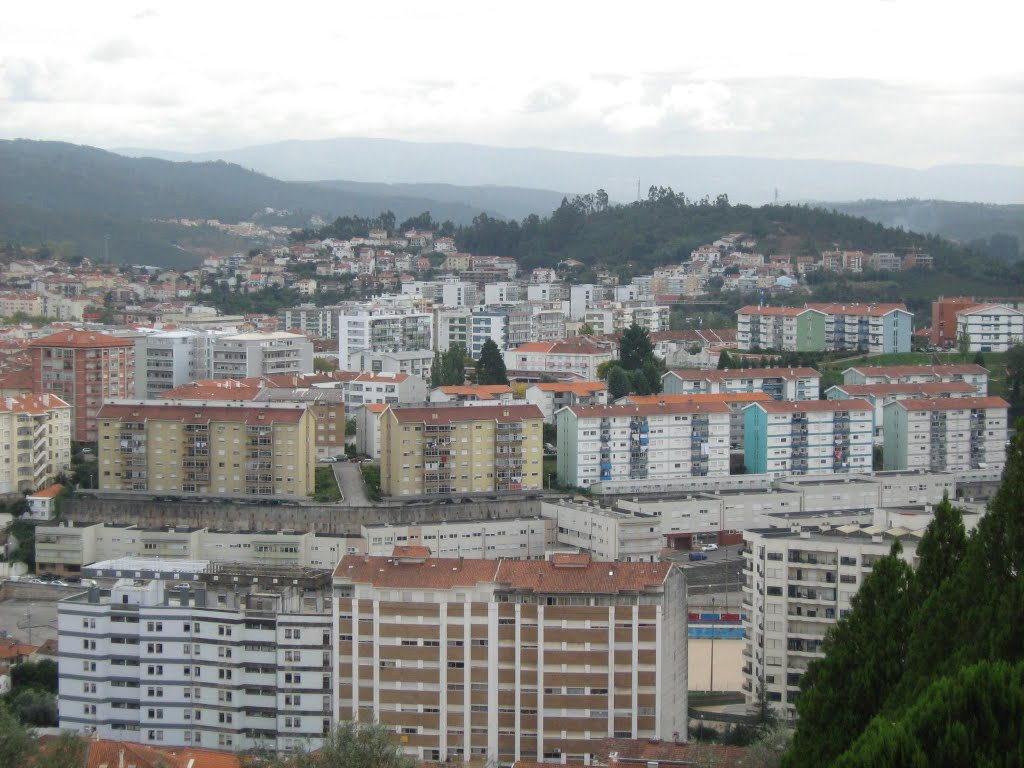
xmin=0 ymin=58 xmax=47 ymax=102
xmin=523 ymin=83 xmax=578 ymax=114
xmin=90 ymin=38 xmax=145 ymax=64
xmin=133 ymin=9 xmax=158 ymax=20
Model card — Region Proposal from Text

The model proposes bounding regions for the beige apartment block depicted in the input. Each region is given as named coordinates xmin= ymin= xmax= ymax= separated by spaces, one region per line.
xmin=380 ymin=405 xmax=544 ymax=496
xmin=96 ymin=399 xmax=315 ymax=497
xmin=0 ymin=393 xmax=72 ymax=494
xmin=333 ymin=549 xmax=687 ymax=765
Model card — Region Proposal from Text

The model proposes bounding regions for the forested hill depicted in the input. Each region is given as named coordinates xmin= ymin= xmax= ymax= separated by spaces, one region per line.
xmin=449 ymin=189 xmax=1023 ymax=296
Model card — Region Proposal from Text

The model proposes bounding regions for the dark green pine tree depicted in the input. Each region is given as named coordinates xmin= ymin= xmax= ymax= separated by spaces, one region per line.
xmin=607 ymin=366 xmax=632 ymax=400
xmin=911 ymin=491 xmax=967 ymax=599
xmin=784 ymin=541 xmax=915 ymax=768
xmin=619 ymin=323 xmax=654 ymax=371
xmin=475 ymin=339 xmax=509 ymax=385
xmin=430 ymin=350 xmax=443 ymax=388
xmin=442 ymin=343 xmax=467 ymax=386
xmin=717 ymin=349 xmax=733 ymax=369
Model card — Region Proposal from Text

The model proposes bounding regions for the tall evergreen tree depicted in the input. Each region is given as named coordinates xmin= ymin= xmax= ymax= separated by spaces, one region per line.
xmin=785 ymin=542 xmax=915 ymax=768
xmin=430 ymin=350 xmax=443 ymax=388
xmin=717 ymin=349 xmax=732 ymax=369
xmin=607 ymin=366 xmax=632 ymax=400
xmin=912 ymin=491 xmax=967 ymax=598
xmin=475 ymin=339 xmax=508 ymax=385
xmin=619 ymin=323 xmax=655 ymax=371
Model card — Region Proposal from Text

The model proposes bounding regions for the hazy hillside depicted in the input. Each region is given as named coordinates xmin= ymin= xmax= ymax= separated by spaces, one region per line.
xmin=0 ymin=140 xmax=515 ymax=265
xmin=117 ymin=138 xmax=1024 ymax=206
xmin=823 ymin=199 xmax=1024 ymax=261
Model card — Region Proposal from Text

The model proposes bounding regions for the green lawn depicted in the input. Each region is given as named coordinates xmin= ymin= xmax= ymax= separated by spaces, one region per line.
xmin=311 ymin=466 xmax=342 ymax=503
xmin=817 ymin=351 xmax=1009 ymax=398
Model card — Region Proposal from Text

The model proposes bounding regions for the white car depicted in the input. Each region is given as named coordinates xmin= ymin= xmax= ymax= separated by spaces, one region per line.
xmin=701 ymin=543 xmax=719 ymax=552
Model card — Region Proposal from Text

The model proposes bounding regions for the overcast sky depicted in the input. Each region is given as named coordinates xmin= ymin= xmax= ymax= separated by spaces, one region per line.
xmin=1 ymin=0 xmax=1022 ymax=168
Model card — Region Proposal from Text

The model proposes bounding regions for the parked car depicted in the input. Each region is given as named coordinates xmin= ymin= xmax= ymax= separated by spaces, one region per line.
xmin=319 ymin=456 xmax=338 ymax=463
xmin=702 ymin=543 xmax=719 ymax=552
xmin=544 ymin=443 xmax=556 ymax=453
xmin=688 ymin=552 xmax=708 ymax=562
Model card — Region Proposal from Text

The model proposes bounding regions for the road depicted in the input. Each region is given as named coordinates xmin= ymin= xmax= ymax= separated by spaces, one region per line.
xmin=331 ymin=461 xmax=370 ymax=506
xmin=0 ymin=598 xmax=58 ymax=646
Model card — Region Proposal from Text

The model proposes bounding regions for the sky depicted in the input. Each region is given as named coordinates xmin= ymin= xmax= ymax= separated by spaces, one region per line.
xmin=1 ymin=0 xmax=1022 ymax=168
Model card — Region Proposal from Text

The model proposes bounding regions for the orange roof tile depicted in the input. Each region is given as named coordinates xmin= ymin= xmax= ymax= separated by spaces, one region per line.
xmin=566 ymin=402 xmax=731 ymax=418
xmin=844 ymin=364 xmax=989 ymax=377
xmin=751 ymin=398 xmax=873 ymax=413
xmin=389 ymin=404 xmax=542 ymax=425
xmin=335 ymin=555 xmax=500 ymax=589
xmin=806 ymin=302 xmax=909 ymax=316
xmin=532 ymin=381 xmax=608 ymax=394
xmin=28 ymin=329 xmax=134 ymax=349
xmin=623 ymin=392 xmax=772 ymax=405
xmin=97 ymin=402 xmax=306 ymax=425
xmin=392 ymin=545 xmax=432 ymax=559
xmin=831 ymin=382 xmax=977 ymax=396
xmin=597 ymin=737 xmax=751 ymax=767
xmin=495 ymin=559 xmax=673 ymax=594
xmin=28 ymin=483 xmax=64 ymax=499
xmin=0 ymin=394 xmax=71 ymax=414
xmin=737 ymin=305 xmax=820 ymax=316
xmin=0 ymin=637 xmax=39 ymax=659
xmin=364 ymin=403 xmax=389 ymax=413
xmin=667 ymin=367 xmax=820 ymax=381
xmin=895 ymin=396 xmax=1009 ymax=411
xmin=438 ymin=385 xmax=513 ymax=398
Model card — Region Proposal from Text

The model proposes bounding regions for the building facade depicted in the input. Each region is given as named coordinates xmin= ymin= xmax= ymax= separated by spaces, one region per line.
xmin=842 ymin=364 xmax=989 ymax=396
xmin=735 ymin=306 xmax=826 ymax=352
xmin=380 ymin=405 xmax=545 ymax=496
xmin=337 ymin=310 xmax=433 ymax=363
xmin=807 ymin=303 xmax=913 ymax=355
xmin=28 ymin=330 xmax=135 ymax=442
xmin=96 ymin=400 xmax=315 ymax=497
xmin=662 ymin=368 xmax=821 ymax=401
xmin=134 ymin=330 xmax=228 ymax=399
xmin=556 ymin=402 xmax=731 ymax=489
xmin=955 ymin=304 xmax=1024 ymax=352
xmin=743 ymin=399 xmax=874 ymax=477
xmin=333 ymin=550 xmax=687 ymax=765
xmin=58 ymin=559 xmax=333 ymax=753
xmin=210 ymin=333 xmax=314 ymax=379
xmin=0 ymin=394 xmax=72 ymax=494
xmin=882 ymin=396 xmax=1009 ymax=472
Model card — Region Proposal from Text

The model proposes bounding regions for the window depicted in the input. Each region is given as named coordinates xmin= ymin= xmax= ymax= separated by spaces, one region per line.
xmin=147 ymin=643 xmax=163 ymax=653
xmin=218 ymin=669 xmax=232 ymax=680
xmin=146 ymin=622 xmax=163 ymax=632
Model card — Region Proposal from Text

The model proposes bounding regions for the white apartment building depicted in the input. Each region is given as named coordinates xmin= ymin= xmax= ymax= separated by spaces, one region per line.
xmin=134 ymin=330 xmax=229 ymax=399
xmin=736 ymin=306 xmax=827 ymax=352
xmin=663 ymin=368 xmax=821 ymax=401
xmin=539 ymin=500 xmax=663 ymax=562
xmin=569 ymin=284 xmax=607 ymax=320
xmin=280 ymin=305 xmax=342 ymax=338
xmin=0 ymin=393 xmax=72 ymax=494
xmin=434 ymin=307 xmax=472 ymax=353
xmin=470 ymin=312 xmax=508 ymax=358
xmin=337 ymin=309 xmax=433 ymax=363
xmin=210 ymin=332 xmax=314 ymax=379
xmin=505 ymin=338 xmax=617 ymax=380
xmin=526 ymin=283 xmax=568 ymax=302
xmin=441 ymin=281 xmax=479 ymax=308
xmin=742 ymin=526 xmax=918 ymax=719
xmin=58 ymin=559 xmax=334 ymax=753
xmin=325 ymin=371 xmax=427 ymax=409
xmin=743 ymin=399 xmax=874 ymax=477
xmin=826 ymin=381 xmax=976 ymax=443
xmin=556 ymin=402 xmax=731 ymax=488
xmin=882 ymin=396 xmax=1009 ymax=472
xmin=525 ymin=382 xmax=608 ymax=424
xmin=36 ymin=523 xmax=359 ymax=578
xmin=333 ymin=550 xmax=687 ymax=765
xmin=807 ymin=303 xmax=913 ymax=355
xmin=843 ymin=364 xmax=989 ymax=396
xmin=531 ymin=308 xmax=567 ymax=342
xmin=361 ymin=517 xmax=554 ymax=559
xmin=955 ymin=304 xmax=1024 ymax=352
xmin=346 ymin=349 xmax=434 ymax=378
xmin=484 ymin=283 xmax=525 ymax=305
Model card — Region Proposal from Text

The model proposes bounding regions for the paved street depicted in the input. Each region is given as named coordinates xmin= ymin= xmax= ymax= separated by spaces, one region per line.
xmin=331 ymin=461 xmax=370 ymax=506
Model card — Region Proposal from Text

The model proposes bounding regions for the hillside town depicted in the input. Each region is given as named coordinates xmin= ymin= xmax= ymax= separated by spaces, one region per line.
xmin=0 ymin=226 xmax=1020 ymax=766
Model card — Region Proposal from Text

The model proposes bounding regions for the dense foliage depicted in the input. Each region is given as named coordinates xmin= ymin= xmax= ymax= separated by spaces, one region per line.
xmin=430 ymin=344 xmax=468 ymax=387
xmin=785 ymin=434 xmax=1024 ymax=766
xmin=475 ymin=339 xmax=509 ymax=385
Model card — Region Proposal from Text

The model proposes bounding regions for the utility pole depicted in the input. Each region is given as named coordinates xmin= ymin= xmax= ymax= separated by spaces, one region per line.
xmin=709 ymin=596 xmax=715 ymax=693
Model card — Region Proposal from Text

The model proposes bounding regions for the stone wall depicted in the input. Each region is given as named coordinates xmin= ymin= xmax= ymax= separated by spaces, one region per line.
xmin=63 ymin=496 xmax=546 ymax=534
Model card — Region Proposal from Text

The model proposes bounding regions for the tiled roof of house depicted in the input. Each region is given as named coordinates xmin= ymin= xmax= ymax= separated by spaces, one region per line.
xmin=955 ymin=303 xmax=1023 ymax=316
xmin=334 ymin=554 xmax=500 ymax=588
xmin=596 ymin=737 xmax=752 ymax=767
xmin=495 ymin=558 xmax=673 ymax=594
xmin=666 ymin=367 xmax=820 ymax=381
xmin=830 ymin=382 xmax=977 ymax=397
xmin=437 ymin=385 xmax=514 ymax=399
xmin=27 ymin=329 xmax=134 ymax=348
xmin=530 ymin=381 xmax=608 ymax=394
xmin=0 ymin=394 xmax=70 ymax=413
xmin=28 ymin=483 xmax=64 ymax=499
xmin=0 ymin=367 xmax=34 ymax=392
xmin=895 ymin=396 xmax=1009 ymax=411
xmin=752 ymin=398 xmax=873 ymax=413
xmin=736 ymin=305 xmax=818 ymax=316
xmin=806 ymin=302 xmax=909 ymax=316
xmin=388 ymin=404 xmax=542 ymax=424
xmin=97 ymin=402 xmax=306 ymax=425
xmin=565 ymin=402 xmax=731 ymax=418
xmin=844 ymin=364 xmax=989 ymax=378
xmin=622 ymin=392 xmax=773 ymax=405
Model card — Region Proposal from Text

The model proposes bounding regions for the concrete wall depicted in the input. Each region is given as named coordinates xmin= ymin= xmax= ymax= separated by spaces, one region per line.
xmin=63 ymin=496 xmax=544 ymax=535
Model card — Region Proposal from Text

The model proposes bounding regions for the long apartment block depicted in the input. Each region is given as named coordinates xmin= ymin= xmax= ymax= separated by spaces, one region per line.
xmin=735 ymin=306 xmax=826 ymax=352
xmin=742 ymin=527 xmax=918 ymax=719
xmin=333 ymin=549 xmax=687 ymax=765
xmin=843 ymin=364 xmax=989 ymax=396
xmin=58 ymin=559 xmax=333 ymax=754
xmin=96 ymin=400 xmax=315 ymax=497
xmin=0 ymin=393 xmax=72 ymax=494
xmin=662 ymin=367 xmax=821 ymax=401
xmin=743 ymin=399 xmax=874 ymax=477
xmin=556 ymin=402 xmax=731 ymax=489
xmin=882 ymin=396 xmax=1009 ymax=472
xmin=380 ymin=405 xmax=544 ymax=496
xmin=806 ymin=303 xmax=913 ymax=355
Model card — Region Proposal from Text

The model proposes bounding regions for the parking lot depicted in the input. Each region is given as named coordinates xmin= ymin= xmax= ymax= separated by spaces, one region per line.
xmin=0 ymin=598 xmax=59 ymax=646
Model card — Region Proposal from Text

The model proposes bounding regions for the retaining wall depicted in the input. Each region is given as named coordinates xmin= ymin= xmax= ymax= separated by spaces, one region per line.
xmin=63 ymin=496 xmax=545 ymax=534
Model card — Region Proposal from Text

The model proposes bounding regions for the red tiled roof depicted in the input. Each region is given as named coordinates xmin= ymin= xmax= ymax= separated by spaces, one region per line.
xmin=531 ymin=381 xmax=608 ymax=394
xmin=438 ymin=385 xmax=513 ymax=398
xmin=388 ymin=404 xmax=542 ymax=425
xmin=895 ymin=396 xmax=1009 ymax=411
xmin=335 ymin=555 xmax=500 ymax=589
xmin=622 ymin=392 xmax=773 ymax=405
xmin=495 ymin=559 xmax=673 ymax=594
xmin=392 ymin=545 xmax=432 ymax=559
xmin=513 ymin=337 xmax=616 ymax=355
xmin=0 ymin=367 xmax=34 ymax=392
xmin=97 ymin=402 xmax=306 ymax=425
xmin=565 ymin=402 xmax=731 ymax=417
xmin=831 ymin=382 xmax=977 ymax=396
xmin=806 ymin=302 xmax=909 ymax=316
xmin=737 ymin=305 xmax=820 ymax=316
xmin=844 ymin=364 xmax=989 ymax=377
xmin=0 ymin=637 xmax=39 ymax=659
xmin=28 ymin=483 xmax=64 ymax=499
xmin=27 ymin=329 xmax=134 ymax=348
xmin=667 ymin=367 xmax=820 ymax=381
xmin=0 ymin=393 xmax=70 ymax=413
xmin=751 ymin=398 xmax=873 ymax=413
xmin=597 ymin=737 xmax=751 ymax=767
xmin=955 ymin=303 xmax=1022 ymax=316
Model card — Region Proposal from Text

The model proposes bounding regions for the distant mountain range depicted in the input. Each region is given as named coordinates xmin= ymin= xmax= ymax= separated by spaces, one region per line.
xmin=116 ymin=137 xmax=1024 ymax=206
